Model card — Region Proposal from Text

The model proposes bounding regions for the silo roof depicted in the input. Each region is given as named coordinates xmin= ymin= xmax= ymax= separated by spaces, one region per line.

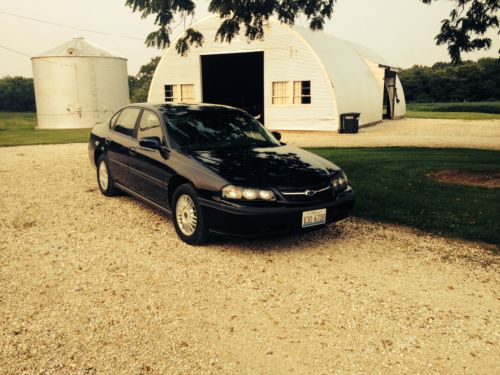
xmin=33 ymin=37 xmax=126 ymax=59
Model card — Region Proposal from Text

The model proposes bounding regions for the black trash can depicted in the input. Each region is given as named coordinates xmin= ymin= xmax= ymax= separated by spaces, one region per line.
xmin=340 ymin=113 xmax=361 ymax=134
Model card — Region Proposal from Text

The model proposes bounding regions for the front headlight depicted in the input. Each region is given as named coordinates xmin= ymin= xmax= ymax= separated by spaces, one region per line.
xmin=331 ymin=171 xmax=348 ymax=192
xmin=222 ymin=185 xmax=276 ymax=201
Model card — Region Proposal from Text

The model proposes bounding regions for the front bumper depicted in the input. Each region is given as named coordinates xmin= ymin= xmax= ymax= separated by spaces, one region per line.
xmin=200 ymin=187 xmax=355 ymax=237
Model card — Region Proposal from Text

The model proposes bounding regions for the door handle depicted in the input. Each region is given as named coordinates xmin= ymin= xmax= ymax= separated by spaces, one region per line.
xmin=129 ymin=147 xmax=137 ymax=155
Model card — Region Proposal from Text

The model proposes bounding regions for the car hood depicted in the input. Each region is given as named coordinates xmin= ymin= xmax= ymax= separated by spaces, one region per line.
xmin=188 ymin=145 xmax=340 ymax=189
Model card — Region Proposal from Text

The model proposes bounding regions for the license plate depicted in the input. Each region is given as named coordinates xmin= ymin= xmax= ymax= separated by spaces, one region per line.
xmin=302 ymin=208 xmax=327 ymax=228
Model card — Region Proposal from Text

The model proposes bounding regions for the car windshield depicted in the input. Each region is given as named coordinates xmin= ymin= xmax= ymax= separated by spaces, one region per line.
xmin=163 ymin=105 xmax=281 ymax=150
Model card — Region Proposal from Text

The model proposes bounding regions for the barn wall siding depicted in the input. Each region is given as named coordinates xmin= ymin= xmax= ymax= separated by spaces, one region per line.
xmin=362 ymin=58 xmax=385 ymax=122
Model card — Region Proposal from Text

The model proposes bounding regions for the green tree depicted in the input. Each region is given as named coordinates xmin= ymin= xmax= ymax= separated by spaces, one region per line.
xmin=0 ymin=76 xmax=36 ymax=111
xmin=399 ymin=57 xmax=500 ymax=102
xmin=423 ymin=0 xmax=499 ymax=63
xmin=128 ymin=56 xmax=161 ymax=102
xmin=125 ymin=0 xmax=499 ymax=62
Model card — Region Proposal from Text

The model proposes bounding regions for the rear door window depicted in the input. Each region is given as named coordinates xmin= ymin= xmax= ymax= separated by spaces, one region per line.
xmin=113 ymin=108 xmax=141 ymax=137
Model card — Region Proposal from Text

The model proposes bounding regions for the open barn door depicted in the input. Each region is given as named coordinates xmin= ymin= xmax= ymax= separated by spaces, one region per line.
xmin=382 ymin=66 xmax=402 ymax=120
xmin=201 ymin=51 xmax=265 ymax=124
xmin=383 ymin=70 xmax=397 ymax=119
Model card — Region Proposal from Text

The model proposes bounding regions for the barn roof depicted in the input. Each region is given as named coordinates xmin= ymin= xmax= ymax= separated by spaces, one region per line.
xmin=292 ymin=24 xmax=394 ymax=118
xmin=33 ymin=38 xmax=125 ymax=59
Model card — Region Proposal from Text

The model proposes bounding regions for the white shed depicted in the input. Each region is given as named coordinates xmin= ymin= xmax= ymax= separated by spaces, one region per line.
xmin=32 ymin=38 xmax=129 ymax=129
xmin=148 ymin=17 xmax=406 ymax=131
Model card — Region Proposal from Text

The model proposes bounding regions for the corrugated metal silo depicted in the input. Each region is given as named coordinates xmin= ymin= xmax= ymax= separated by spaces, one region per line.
xmin=31 ymin=37 xmax=129 ymax=129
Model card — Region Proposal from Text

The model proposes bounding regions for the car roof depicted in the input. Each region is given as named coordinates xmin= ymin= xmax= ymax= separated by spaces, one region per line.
xmin=127 ymin=102 xmax=242 ymax=113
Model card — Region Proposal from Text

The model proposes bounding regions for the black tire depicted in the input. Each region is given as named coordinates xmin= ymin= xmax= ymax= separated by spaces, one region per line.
xmin=96 ymin=155 xmax=119 ymax=196
xmin=172 ymin=183 xmax=208 ymax=245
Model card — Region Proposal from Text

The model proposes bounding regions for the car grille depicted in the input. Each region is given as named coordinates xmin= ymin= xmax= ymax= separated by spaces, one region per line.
xmin=278 ymin=182 xmax=333 ymax=202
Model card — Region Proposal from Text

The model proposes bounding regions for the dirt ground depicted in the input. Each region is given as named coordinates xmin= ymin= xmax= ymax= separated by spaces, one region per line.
xmin=0 ymin=144 xmax=499 ymax=374
xmin=279 ymin=117 xmax=500 ymax=150
xmin=427 ymin=170 xmax=500 ymax=189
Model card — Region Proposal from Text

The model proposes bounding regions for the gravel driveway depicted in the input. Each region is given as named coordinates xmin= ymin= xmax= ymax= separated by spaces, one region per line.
xmin=280 ymin=118 xmax=500 ymax=150
xmin=0 ymin=144 xmax=499 ymax=374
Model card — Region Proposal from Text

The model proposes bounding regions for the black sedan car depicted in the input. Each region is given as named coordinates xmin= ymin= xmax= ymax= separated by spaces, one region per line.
xmin=89 ymin=103 xmax=355 ymax=244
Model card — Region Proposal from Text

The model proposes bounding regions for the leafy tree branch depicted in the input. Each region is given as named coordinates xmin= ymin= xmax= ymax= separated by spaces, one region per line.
xmin=126 ymin=0 xmax=499 ymax=62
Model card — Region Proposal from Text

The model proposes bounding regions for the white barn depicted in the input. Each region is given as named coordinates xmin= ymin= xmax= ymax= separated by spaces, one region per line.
xmin=148 ymin=17 xmax=406 ymax=131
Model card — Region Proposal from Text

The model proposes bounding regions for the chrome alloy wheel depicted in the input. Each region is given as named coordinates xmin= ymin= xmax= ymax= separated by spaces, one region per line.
xmin=98 ymin=161 xmax=109 ymax=191
xmin=175 ymin=194 xmax=198 ymax=236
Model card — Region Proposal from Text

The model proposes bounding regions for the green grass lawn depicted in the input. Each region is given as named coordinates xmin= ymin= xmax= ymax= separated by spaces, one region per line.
xmin=407 ymin=101 xmax=500 ymax=114
xmin=406 ymin=110 xmax=500 ymax=120
xmin=0 ymin=112 xmax=90 ymax=147
xmin=406 ymin=101 xmax=500 ymax=120
xmin=310 ymin=148 xmax=500 ymax=247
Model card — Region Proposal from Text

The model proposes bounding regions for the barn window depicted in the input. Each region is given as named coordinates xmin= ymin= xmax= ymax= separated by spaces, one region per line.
xmin=164 ymin=85 xmax=180 ymax=102
xmin=272 ymin=81 xmax=290 ymax=105
xmin=164 ymin=84 xmax=194 ymax=102
xmin=181 ymin=84 xmax=195 ymax=103
xmin=293 ymin=81 xmax=311 ymax=104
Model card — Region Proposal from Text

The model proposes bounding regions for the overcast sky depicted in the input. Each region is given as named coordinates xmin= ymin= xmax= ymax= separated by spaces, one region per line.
xmin=0 ymin=0 xmax=498 ymax=77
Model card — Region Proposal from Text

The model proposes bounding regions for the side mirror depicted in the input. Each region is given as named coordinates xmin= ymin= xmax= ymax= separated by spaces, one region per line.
xmin=271 ymin=131 xmax=282 ymax=141
xmin=139 ymin=136 xmax=162 ymax=150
